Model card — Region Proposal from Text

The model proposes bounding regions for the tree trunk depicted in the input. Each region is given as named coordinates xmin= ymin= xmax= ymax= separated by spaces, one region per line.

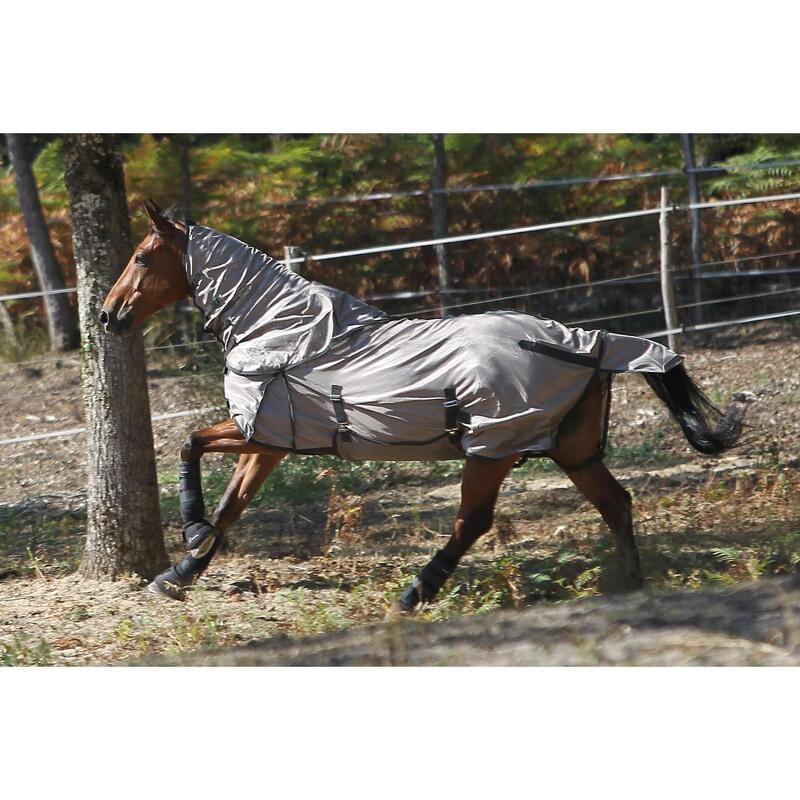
xmin=6 ymin=133 xmax=80 ymax=351
xmin=176 ymin=137 xmax=194 ymax=343
xmin=430 ymin=134 xmax=452 ymax=317
xmin=62 ymin=134 xmax=168 ymax=580
xmin=178 ymin=138 xmax=192 ymax=222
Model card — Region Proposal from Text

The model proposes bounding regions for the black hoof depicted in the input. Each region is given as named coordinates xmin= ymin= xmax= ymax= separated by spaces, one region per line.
xmin=384 ymin=600 xmax=413 ymax=621
xmin=395 ymin=581 xmax=421 ymax=613
xmin=148 ymin=568 xmax=188 ymax=601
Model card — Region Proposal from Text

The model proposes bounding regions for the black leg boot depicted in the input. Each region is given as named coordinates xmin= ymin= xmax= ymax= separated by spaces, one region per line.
xmin=149 ymin=460 xmax=219 ymax=601
xmin=149 ymin=520 xmax=221 ymax=600
xmin=394 ymin=549 xmax=459 ymax=614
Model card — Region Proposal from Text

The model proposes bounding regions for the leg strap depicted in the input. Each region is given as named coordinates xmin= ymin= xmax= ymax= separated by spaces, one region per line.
xmin=183 ymin=519 xmax=218 ymax=558
xmin=398 ymin=549 xmax=459 ymax=610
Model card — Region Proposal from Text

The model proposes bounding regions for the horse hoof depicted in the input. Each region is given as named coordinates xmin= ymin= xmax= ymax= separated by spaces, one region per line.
xmin=148 ymin=577 xmax=186 ymax=601
xmin=384 ymin=599 xmax=415 ymax=621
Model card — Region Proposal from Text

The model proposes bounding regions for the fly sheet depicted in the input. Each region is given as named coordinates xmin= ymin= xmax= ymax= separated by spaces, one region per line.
xmin=186 ymin=225 xmax=683 ymax=461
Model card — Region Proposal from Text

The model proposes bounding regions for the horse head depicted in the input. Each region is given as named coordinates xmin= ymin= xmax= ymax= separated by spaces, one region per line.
xmin=100 ymin=199 xmax=189 ymax=333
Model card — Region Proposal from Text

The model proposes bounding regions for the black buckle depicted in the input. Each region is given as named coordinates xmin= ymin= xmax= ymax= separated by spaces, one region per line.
xmin=337 ymin=425 xmax=352 ymax=443
xmin=443 ymin=388 xmax=460 ymax=438
xmin=330 ymin=385 xmax=351 ymax=442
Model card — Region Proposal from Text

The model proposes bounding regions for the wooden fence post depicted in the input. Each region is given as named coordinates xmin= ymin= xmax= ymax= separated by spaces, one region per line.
xmin=0 ymin=300 xmax=19 ymax=351
xmin=680 ymin=133 xmax=704 ymax=324
xmin=660 ymin=186 xmax=682 ymax=352
xmin=430 ymin=134 xmax=452 ymax=317
xmin=284 ymin=245 xmax=303 ymax=274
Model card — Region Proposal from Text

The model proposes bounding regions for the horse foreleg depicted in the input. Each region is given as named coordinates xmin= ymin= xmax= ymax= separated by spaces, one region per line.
xmin=211 ymin=451 xmax=286 ymax=533
xmin=392 ymin=454 xmax=518 ymax=614
xmin=150 ymin=419 xmax=283 ymax=600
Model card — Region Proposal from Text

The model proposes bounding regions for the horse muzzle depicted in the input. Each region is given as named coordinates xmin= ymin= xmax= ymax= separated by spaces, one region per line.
xmin=99 ymin=305 xmax=134 ymax=334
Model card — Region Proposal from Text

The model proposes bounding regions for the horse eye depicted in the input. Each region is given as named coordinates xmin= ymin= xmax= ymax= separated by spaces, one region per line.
xmin=134 ymin=254 xmax=147 ymax=267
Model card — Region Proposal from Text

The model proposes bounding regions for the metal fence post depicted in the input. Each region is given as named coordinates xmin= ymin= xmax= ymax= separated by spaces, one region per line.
xmin=659 ymin=187 xmax=682 ymax=352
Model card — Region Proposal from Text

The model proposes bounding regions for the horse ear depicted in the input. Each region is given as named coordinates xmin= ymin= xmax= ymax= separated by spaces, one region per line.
xmin=143 ymin=198 xmax=174 ymax=235
xmin=143 ymin=198 xmax=162 ymax=220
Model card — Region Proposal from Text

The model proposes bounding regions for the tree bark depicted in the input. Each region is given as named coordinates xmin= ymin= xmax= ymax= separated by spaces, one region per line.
xmin=6 ymin=133 xmax=80 ymax=351
xmin=177 ymin=136 xmax=192 ymax=222
xmin=430 ymin=134 xmax=452 ymax=317
xmin=177 ymin=137 xmax=194 ymax=343
xmin=62 ymin=134 xmax=168 ymax=580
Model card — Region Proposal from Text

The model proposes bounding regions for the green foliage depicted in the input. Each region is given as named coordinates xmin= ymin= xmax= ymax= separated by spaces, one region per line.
xmin=32 ymin=140 xmax=69 ymax=208
xmin=5 ymin=131 xmax=800 ymax=354
xmin=605 ymin=429 xmax=679 ymax=468
xmin=706 ymin=145 xmax=800 ymax=196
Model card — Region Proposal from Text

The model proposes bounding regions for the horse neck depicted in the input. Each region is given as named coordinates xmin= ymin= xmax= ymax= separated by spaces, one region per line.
xmin=185 ymin=225 xmax=306 ymax=348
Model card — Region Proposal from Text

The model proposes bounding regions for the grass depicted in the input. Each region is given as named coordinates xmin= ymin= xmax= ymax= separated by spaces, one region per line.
xmin=0 ymin=314 xmax=52 ymax=365
xmin=159 ymin=454 xmax=466 ymax=516
xmin=155 ymin=424 xmax=683 ymax=522
xmin=272 ymin=587 xmax=355 ymax=636
xmin=0 ymin=633 xmax=53 ymax=666
xmin=0 ymin=504 xmax=85 ymax=577
xmin=605 ymin=428 xmax=682 ymax=469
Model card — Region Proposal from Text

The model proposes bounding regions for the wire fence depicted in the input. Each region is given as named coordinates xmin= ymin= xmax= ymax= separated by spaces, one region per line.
xmin=227 ymin=157 xmax=800 ymax=210
xmin=3 ymin=187 xmax=800 ymax=446
xmin=5 ymin=190 xmax=800 ymax=303
xmin=0 ymin=405 xmax=226 ymax=447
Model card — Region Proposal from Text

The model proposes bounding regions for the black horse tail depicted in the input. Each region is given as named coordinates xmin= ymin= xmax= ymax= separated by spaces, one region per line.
xmin=643 ymin=362 xmax=746 ymax=455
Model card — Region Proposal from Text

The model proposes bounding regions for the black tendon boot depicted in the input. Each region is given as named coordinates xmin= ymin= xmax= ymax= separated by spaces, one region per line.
xmin=396 ymin=549 xmax=459 ymax=613
xmin=149 ymin=460 xmax=219 ymax=600
xmin=149 ymin=520 xmax=221 ymax=600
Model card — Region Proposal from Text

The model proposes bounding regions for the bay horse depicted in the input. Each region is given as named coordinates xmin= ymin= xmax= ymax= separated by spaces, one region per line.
xmin=101 ymin=201 xmax=745 ymax=611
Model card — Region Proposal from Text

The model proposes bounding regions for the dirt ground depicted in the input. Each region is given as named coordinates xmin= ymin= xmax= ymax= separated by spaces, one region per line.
xmin=1 ymin=322 xmax=800 ymax=665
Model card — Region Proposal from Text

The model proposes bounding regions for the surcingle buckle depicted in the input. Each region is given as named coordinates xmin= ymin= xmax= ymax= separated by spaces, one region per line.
xmin=443 ymin=388 xmax=460 ymax=439
xmin=444 ymin=404 xmax=459 ymax=435
xmin=330 ymin=384 xmax=352 ymax=442
xmin=337 ymin=423 xmax=352 ymax=442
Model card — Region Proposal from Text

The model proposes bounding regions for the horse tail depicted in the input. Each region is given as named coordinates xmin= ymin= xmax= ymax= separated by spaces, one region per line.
xmin=642 ymin=362 xmax=746 ymax=455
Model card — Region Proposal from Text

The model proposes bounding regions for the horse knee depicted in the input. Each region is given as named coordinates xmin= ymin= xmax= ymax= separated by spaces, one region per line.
xmin=180 ymin=432 xmax=202 ymax=462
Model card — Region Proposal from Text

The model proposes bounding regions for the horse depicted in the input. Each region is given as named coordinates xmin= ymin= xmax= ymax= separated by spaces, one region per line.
xmin=100 ymin=200 xmax=746 ymax=612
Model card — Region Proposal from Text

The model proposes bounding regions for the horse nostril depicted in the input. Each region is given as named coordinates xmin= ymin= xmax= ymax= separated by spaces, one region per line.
xmin=99 ymin=310 xmax=110 ymax=327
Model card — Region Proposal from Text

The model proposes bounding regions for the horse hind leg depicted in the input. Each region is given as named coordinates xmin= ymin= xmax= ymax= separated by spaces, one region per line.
xmin=548 ymin=373 xmax=642 ymax=591
xmin=391 ymin=453 xmax=518 ymax=615
xmin=562 ymin=461 xmax=641 ymax=591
